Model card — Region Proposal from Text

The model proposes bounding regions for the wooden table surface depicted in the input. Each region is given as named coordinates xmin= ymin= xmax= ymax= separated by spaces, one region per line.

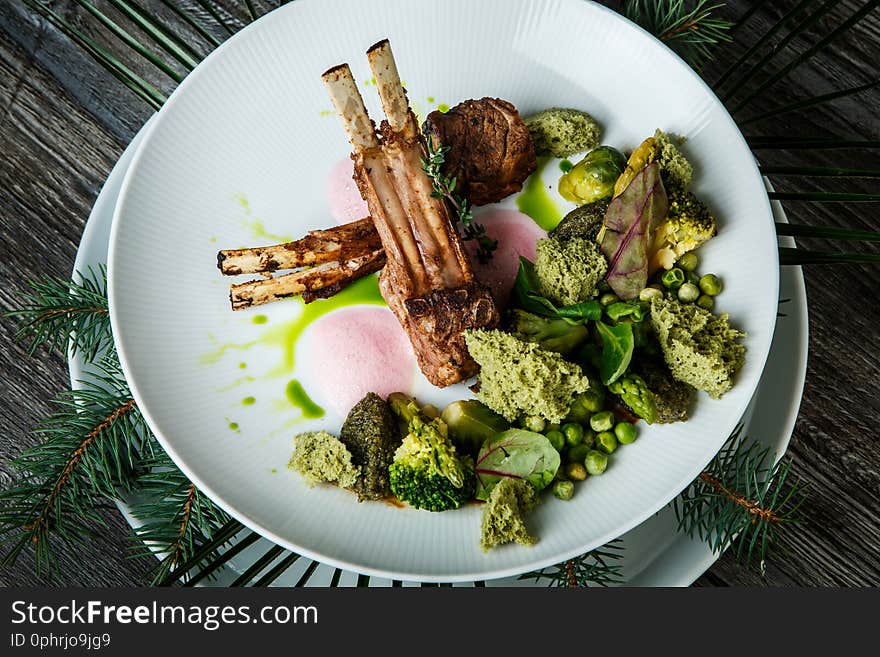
xmin=1 ymin=0 xmax=878 ymax=587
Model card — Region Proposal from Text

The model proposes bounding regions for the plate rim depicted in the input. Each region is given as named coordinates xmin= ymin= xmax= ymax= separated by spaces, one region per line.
xmin=105 ymin=0 xmax=782 ymax=582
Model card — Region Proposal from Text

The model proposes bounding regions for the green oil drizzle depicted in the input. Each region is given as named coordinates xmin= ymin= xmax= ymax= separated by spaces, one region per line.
xmin=437 ymin=103 xmax=450 ymax=113
xmin=226 ymin=418 xmax=241 ymax=434
xmin=242 ymin=396 xmax=256 ymax=406
xmin=559 ymin=159 xmax=574 ymax=173
xmin=238 ymin=217 xmax=293 ymax=244
xmin=239 ymin=362 xmax=247 ymax=369
xmin=217 ymin=375 xmax=255 ymax=392
xmin=252 ymin=315 xmax=268 ymax=325
xmin=286 ymin=379 xmax=325 ymax=419
xmin=426 ymin=96 xmax=435 ymax=103
xmin=516 ymin=156 xmax=562 ymax=231
xmin=270 ymin=468 xmax=277 ymax=474
xmin=262 ymin=274 xmax=384 ymax=373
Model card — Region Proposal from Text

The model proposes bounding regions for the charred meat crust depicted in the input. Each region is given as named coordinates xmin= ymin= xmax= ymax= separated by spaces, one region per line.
xmin=423 ymin=97 xmax=537 ymax=206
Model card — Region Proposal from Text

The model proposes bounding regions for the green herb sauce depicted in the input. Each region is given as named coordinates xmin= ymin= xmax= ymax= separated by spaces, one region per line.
xmin=242 ymin=396 xmax=256 ymax=406
xmin=252 ymin=315 xmax=268 ymax=325
xmin=559 ymin=159 xmax=574 ymax=173
xmin=516 ymin=156 xmax=562 ymax=231
xmin=286 ymin=379 xmax=325 ymax=419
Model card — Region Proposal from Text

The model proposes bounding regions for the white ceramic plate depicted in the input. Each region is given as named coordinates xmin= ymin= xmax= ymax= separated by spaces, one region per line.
xmin=77 ymin=123 xmax=804 ymax=586
xmin=108 ymin=0 xmax=779 ymax=581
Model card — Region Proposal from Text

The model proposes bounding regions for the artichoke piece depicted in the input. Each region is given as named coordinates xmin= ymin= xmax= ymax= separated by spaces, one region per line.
xmin=441 ymin=399 xmax=510 ymax=457
xmin=558 ymin=146 xmax=627 ymax=205
xmin=550 ymin=199 xmax=609 ymax=243
xmin=613 ymin=136 xmax=659 ymax=197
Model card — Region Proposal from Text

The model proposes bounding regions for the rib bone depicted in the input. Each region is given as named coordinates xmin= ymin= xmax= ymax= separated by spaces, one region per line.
xmin=322 ymin=40 xmax=499 ymax=387
xmin=217 ymin=216 xmax=379 ymax=275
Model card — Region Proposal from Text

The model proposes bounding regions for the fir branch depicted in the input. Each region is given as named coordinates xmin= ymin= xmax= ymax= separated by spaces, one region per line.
xmin=7 ymin=266 xmax=111 ymax=362
xmin=129 ymin=445 xmax=231 ymax=584
xmin=519 ymin=540 xmax=625 ymax=587
xmin=621 ymin=0 xmax=733 ymax=70
xmin=0 ymin=358 xmax=151 ymax=575
xmin=421 ymin=136 xmax=498 ymax=263
xmin=675 ymin=429 xmax=807 ymax=573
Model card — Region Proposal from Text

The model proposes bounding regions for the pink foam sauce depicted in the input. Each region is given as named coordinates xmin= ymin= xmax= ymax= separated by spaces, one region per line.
xmin=465 ymin=209 xmax=547 ymax=307
xmin=303 ymin=307 xmax=416 ymax=416
xmin=327 ymin=158 xmax=369 ymax=225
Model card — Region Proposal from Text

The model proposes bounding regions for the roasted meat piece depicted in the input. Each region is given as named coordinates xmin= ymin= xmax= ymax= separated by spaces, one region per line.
xmin=322 ymin=40 xmax=500 ymax=387
xmin=423 ymin=97 xmax=537 ymax=206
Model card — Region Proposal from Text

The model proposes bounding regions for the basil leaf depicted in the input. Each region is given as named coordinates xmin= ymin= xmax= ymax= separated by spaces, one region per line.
xmin=605 ymin=301 xmax=646 ymax=322
xmin=512 ymin=258 xmax=558 ymax=317
xmin=595 ymin=320 xmax=635 ymax=385
xmin=557 ymin=301 xmax=603 ymax=321
xmin=475 ymin=429 xmax=561 ymax=501
xmin=513 ymin=258 xmax=602 ymax=322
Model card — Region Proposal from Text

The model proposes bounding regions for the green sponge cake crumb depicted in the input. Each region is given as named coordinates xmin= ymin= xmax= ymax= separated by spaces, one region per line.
xmin=480 ymin=478 xmax=539 ymax=551
xmin=535 ymin=236 xmax=608 ymax=306
xmin=525 ymin=108 xmax=601 ymax=158
xmin=465 ymin=329 xmax=591 ymax=423
xmin=654 ymin=129 xmax=693 ymax=191
xmin=650 ymin=297 xmax=746 ymax=399
xmin=288 ymin=430 xmax=360 ymax=489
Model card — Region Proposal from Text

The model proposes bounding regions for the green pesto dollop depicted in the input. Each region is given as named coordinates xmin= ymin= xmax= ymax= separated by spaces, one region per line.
xmin=480 ymin=478 xmax=539 ymax=551
xmin=464 ymin=329 xmax=591 ymax=424
xmin=524 ymin=108 xmax=601 ymax=158
xmin=535 ymin=236 xmax=608 ymax=306
xmin=288 ymin=430 xmax=360 ymax=489
xmin=650 ymin=297 xmax=746 ymax=399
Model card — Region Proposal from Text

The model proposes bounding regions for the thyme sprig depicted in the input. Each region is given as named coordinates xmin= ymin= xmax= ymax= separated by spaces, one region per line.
xmin=421 ymin=136 xmax=498 ymax=264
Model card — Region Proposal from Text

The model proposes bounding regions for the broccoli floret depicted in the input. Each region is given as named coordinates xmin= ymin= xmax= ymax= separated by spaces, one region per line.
xmin=550 ymin=199 xmax=609 ymax=242
xmin=339 ymin=393 xmax=401 ymax=501
xmin=650 ymin=297 xmax=746 ymax=399
xmin=288 ymin=431 xmax=360 ymax=489
xmin=508 ymin=309 xmax=590 ymax=355
xmin=387 ymin=394 xmax=475 ymax=512
xmin=535 ymin=236 xmax=608 ymax=306
xmin=524 ymin=108 xmax=601 ymax=158
xmin=632 ymin=355 xmax=695 ymax=423
xmin=650 ymin=187 xmax=718 ymax=271
xmin=607 ymin=373 xmax=658 ymax=424
xmin=465 ymin=329 xmax=591 ymax=424
xmin=480 ymin=478 xmax=539 ymax=551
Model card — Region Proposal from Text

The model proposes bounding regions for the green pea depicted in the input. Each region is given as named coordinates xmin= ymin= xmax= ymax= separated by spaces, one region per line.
xmin=677 ymin=282 xmax=700 ymax=303
xmin=581 ymin=428 xmax=596 ymax=449
xmin=614 ymin=422 xmax=638 ymax=445
xmin=596 ymin=430 xmax=618 ymax=454
xmin=600 ymin=292 xmax=619 ymax=307
xmin=699 ymin=273 xmax=723 ymax=296
xmin=677 ymin=252 xmax=699 ymax=272
xmin=562 ymin=422 xmax=584 ymax=447
xmin=546 ymin=422 xmax=561 ymax=433
xmin=565 ymin=462 xmax=588 ymax=481
xmin=686 ymin=271 xmax=701 ymax=286
xmin=696 ymin=294 xmax=715 ymax=311
xmin=639 ymin=287 xmax=664 ymax=302
xmin=589 ymin=411 xmax=615 ymax=433
xmin=523 ymin=415 xmax=546 ymax=433
xmin=546 ymin=429 xmax=565 ymax=452
xmin=585 ymin=450 xmax=608 ymax=476
xmin=661 ymin=268 xmax=686 ymax=290
xmin=553 ymin=480 xmax=575 ymax=501
xmin=566 ymin=444 xmax=590 ymax=464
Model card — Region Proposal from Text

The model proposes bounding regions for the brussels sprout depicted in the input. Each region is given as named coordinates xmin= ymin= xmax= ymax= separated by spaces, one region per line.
xmin=558 ymin=146 xmax=627 ymax=205
xmin=441 ymin=400 xmax=510 ymax=456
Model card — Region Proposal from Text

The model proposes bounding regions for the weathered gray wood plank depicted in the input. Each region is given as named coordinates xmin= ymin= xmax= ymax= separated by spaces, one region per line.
xmin=1 ymin=0 xmax=878 ymax=587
